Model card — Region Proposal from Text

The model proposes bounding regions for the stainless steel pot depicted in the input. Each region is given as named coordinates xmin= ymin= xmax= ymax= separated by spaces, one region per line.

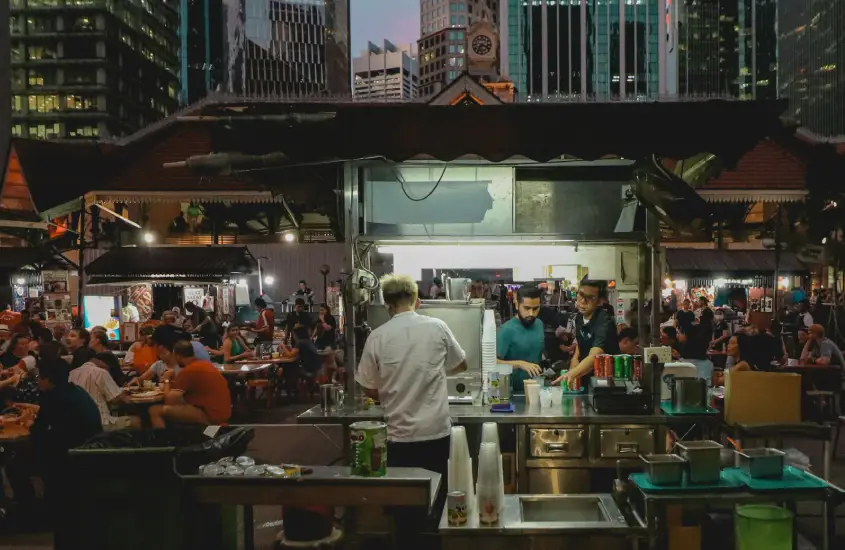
xmin=670 ymin=377 xmax=707 ymax=410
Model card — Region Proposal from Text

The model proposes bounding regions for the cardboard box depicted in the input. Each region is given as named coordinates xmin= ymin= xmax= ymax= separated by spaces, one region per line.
xmin=669 ymin=526 xmax=701 ymax=550
xmin=725 ymin=370 xmax=802 ymax=426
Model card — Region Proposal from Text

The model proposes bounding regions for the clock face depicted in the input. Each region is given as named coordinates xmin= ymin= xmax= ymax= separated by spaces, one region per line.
xmin=471 ymin=35 xmax=493 ymax=56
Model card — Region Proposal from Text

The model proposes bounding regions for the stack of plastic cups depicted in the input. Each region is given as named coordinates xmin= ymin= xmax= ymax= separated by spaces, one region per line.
xmin=448 ymin=426 xmax=476 ymax=516
xmin=477 ymin=442 xmax=502 ymax=525
xmin=481 ymin=310 xmax=497 ymax=395
xmin=481 ymin=422 xmax=505 ymax=518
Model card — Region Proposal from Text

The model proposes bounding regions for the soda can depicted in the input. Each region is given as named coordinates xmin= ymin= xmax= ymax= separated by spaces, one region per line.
xmin=447 ymin=490 xmax=468 ymax=526
xmin=594 ymin=355 xmax=609 ymax=377
xmin=622 ymin=355 xmax=634 ymax=380
xmin=572 ymin=397 xmax=583 ymax=415
xmin=349 ymin=421 xmax=388 ymax=477
xmin=570 ymin=376 xmax=581 ymax=392
xmin=604 ymin=355 xmax=614 ymax=378
xmin=560 ymin=369 xmax=569 ymax=392
xmin=614 ymin=355 xmax=624 ymax=379
xmin=632 ymin=355 xmax=643 ymax=381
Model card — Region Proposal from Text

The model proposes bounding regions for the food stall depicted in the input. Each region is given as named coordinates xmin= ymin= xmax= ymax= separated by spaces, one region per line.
xmin=83 ymin=246 xmax=256 ymax=340
xmin=151 ymin=98 xmax=843 ymax=549
xmin=664 ymin=249 xmax=809 ymax=314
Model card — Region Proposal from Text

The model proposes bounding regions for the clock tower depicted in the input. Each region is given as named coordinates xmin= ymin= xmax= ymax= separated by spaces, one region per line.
xmin=466 ymin=20 xmax=498 ymax=78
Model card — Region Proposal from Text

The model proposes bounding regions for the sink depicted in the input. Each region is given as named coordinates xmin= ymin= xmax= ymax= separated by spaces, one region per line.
xmin=519 ymin=495 xmax=610 ymax=523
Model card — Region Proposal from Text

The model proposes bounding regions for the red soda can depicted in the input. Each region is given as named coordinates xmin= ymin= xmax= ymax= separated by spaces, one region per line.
xmin=570 ymin=376 xmax=581 ymax=392
xmin=593 ymin=355 xmax=603 ymax=377
xmin=632 ymin=355 xmax=643 ymax=381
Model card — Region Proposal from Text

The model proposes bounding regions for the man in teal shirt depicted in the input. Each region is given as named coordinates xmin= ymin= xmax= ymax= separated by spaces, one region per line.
xmin=497 ymin=285 xmax=544 ymax=392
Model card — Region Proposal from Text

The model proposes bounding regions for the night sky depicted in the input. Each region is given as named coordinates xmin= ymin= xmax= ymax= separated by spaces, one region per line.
xmin=351 ymin=0 xmax=420 ymax=55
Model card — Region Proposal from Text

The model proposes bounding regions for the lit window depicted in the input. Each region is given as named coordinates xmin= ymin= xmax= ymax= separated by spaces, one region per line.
xmin=28 ymin=122 xmax=60 ymax=139
xmin=28 ymin=94 xmax=59 ymax=113
xmin=28 ymin=70 xmax=45 ymax=86
xmin=11 ymin=95 xmax=24 ymax=113
xmin=65 ymin=94 xmax=97 ymax=110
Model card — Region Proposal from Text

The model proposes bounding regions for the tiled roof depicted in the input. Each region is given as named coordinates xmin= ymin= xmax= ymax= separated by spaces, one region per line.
xmin=701 ymin=139 xmax=806 ymax=190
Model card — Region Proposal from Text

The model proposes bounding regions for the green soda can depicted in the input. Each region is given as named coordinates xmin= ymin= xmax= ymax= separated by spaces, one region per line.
xmin=349 ymin=421 xmax=388 ymax=477
xmin=560 ymin=369 xmax=569 ymax=392
xmin=613 ymin=355 xmax=624 ymax=379
xmin=621 ymin=355 xmax=633 ymax=379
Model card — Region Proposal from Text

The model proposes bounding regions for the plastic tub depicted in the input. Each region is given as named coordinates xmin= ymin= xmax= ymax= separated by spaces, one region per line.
xmin=735 ymin=505 xmax=793 ymax=550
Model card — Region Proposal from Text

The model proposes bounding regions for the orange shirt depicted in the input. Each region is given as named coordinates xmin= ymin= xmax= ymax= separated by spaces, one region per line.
xmin=0 ymin=310 xmax=21 ymax=331
xmin=131 ymin=344 xmax=158 ymax=372
xmin=172 ymin=360 xmax=231 ymax=425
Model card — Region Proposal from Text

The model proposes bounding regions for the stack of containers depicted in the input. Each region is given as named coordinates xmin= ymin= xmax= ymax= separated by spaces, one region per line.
xmin=448 ymin=426 xmax=476 ymax=516
xmin=481 ymin=309 xmax=497 ymax=394
xmin=477 ymin=442 xmax=503 ymax=524
xmin=480 ymin=422 xmax=505 ymax=517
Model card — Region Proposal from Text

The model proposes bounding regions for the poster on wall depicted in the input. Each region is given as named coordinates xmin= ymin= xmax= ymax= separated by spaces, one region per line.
xmin=183 ymin=287 xmax=205 ymax=309
xmin=83 ymin=296 xmax=120 ymax=341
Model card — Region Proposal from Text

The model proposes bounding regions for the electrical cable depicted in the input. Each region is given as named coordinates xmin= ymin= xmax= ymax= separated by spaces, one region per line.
xmin=393 ymin=164 xmax=449 ymax=202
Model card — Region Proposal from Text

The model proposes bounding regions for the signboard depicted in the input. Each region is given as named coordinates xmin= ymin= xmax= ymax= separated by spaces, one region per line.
xmin=183 ymin=287 xmax=204 ymax=308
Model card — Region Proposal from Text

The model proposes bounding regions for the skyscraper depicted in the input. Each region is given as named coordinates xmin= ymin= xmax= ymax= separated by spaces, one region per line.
xmin=353 ymin=41 xmax=419 ymax=101
xmin=418 ymin=0 xmax=499 ymax=98
xmin=675 ymin=0 xmax=776 ymax=100
xmin=500 ymin=0 xmax=668 ymax=100
xmin=779 ymin=0 xmax=845 ymax=140
xmin=223 ymin=0 xmax=350 ymax=96
xmin=8 ymin=0 xmax=180 ymax=140
xmin=186 ymin=0 xmax=226 ymax=104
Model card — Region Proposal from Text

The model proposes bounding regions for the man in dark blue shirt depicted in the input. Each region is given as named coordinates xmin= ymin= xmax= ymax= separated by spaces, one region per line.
xmin=5 ymin=357 xmax=102 ymax=528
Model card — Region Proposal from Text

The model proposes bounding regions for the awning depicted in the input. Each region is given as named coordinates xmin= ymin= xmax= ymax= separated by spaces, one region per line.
xmin=85 ymin=246 xmax=257 ymax=284
xmin=666 ymin=249 xmax=808 ymax=277
xmin=0 ymin=247 xmax=76 ymax=272
xmin=85 ymin=190 xmax=284 ymax=205
xmin=696 ymin=189 xmax=807 ymax=203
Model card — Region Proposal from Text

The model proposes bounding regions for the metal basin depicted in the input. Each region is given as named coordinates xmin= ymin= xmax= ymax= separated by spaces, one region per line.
xmin=518 ymin=495 xmax=626 ymax=527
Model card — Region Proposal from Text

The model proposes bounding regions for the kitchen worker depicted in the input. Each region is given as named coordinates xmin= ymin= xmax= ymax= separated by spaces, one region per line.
xmin=357 ymin=274 xmax=467 ymax=500
xmin=554 ymin=280 xmax=619 ymax=386
xmin=497 ymin=285 xmax=544 ymax=392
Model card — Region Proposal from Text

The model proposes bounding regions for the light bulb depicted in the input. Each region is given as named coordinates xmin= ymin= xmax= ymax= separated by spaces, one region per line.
xmin=143 ymin=232 xmax=155 ymax=244
xmin=283 ymin=232 xmax=295 ymax=242
xmin=264 ymin=275 xmax=275 ymax=285
xmin=15 ymin=278 xmax=25 ymax=285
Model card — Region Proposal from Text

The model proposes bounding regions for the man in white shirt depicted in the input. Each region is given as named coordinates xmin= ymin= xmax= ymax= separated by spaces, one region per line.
xmin=357 ymin=274 xmax=467 ymax=500
xmin=69 ymin=360 xmax=141 ymax=430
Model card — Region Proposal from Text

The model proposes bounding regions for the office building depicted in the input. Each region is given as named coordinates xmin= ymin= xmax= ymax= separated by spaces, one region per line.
xmin=500 ymin=0 xmax=668 ymax=100
xmin=353 ymin=41 xmax=419 ymax=101
xmin=676 ymin=0 xmax=776 ymax=100
xmin=9 ymin=0 xmax=180 ymax=140
xmin=418 ymin=1 xmax=499 ymax=98
xmin=223 ymin=0 xmax=350 ymax=97
xmin=779 ymin=0 xmax=845 ymax=140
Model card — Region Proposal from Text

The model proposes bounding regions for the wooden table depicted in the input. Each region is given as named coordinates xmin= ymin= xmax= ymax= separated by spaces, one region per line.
xmin=218 ymin=362 xmax=276 ymax=375
xmin=125 ymin=390 xmax=165 ymax=405
xmin=234 ymin=357 xmax=297 ymax=365
xmin=0 ymin=422 xmax=30 ymax=441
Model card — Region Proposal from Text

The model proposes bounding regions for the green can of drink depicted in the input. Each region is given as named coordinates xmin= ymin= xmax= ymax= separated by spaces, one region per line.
xmin=559 ymin=369 xmax=569 ymax=392
xmin=349 ymin=421 xmax=388 ymax=477
xmin=621 ymin=354 xmax=633 ymax=379
xmin=613 ymin=355 xmax=624 ymax=378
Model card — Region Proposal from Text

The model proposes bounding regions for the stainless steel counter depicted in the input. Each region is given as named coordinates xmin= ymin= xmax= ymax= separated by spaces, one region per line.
xmin=297 ymin=396 xmax=719 ymax=426
xmin=438 ymin=494 xmax=640 ymax=550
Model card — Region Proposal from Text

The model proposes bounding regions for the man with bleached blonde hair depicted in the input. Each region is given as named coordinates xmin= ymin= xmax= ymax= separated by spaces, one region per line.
xmin=358 ymin=273 xmax=466 ymax=510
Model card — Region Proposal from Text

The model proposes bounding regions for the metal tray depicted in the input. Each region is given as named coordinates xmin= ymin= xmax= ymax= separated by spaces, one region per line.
xmin=738 ymin=448 xmax=785 ymax=479
xmin=640 ymin=454 xmax=686 ymax=486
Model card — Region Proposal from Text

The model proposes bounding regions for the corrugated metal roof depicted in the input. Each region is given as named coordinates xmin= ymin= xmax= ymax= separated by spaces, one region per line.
xmin=85 ymin=246 xmax=256 ymax=283
xmin=666 ymin=249 xmax=808 ymax=275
